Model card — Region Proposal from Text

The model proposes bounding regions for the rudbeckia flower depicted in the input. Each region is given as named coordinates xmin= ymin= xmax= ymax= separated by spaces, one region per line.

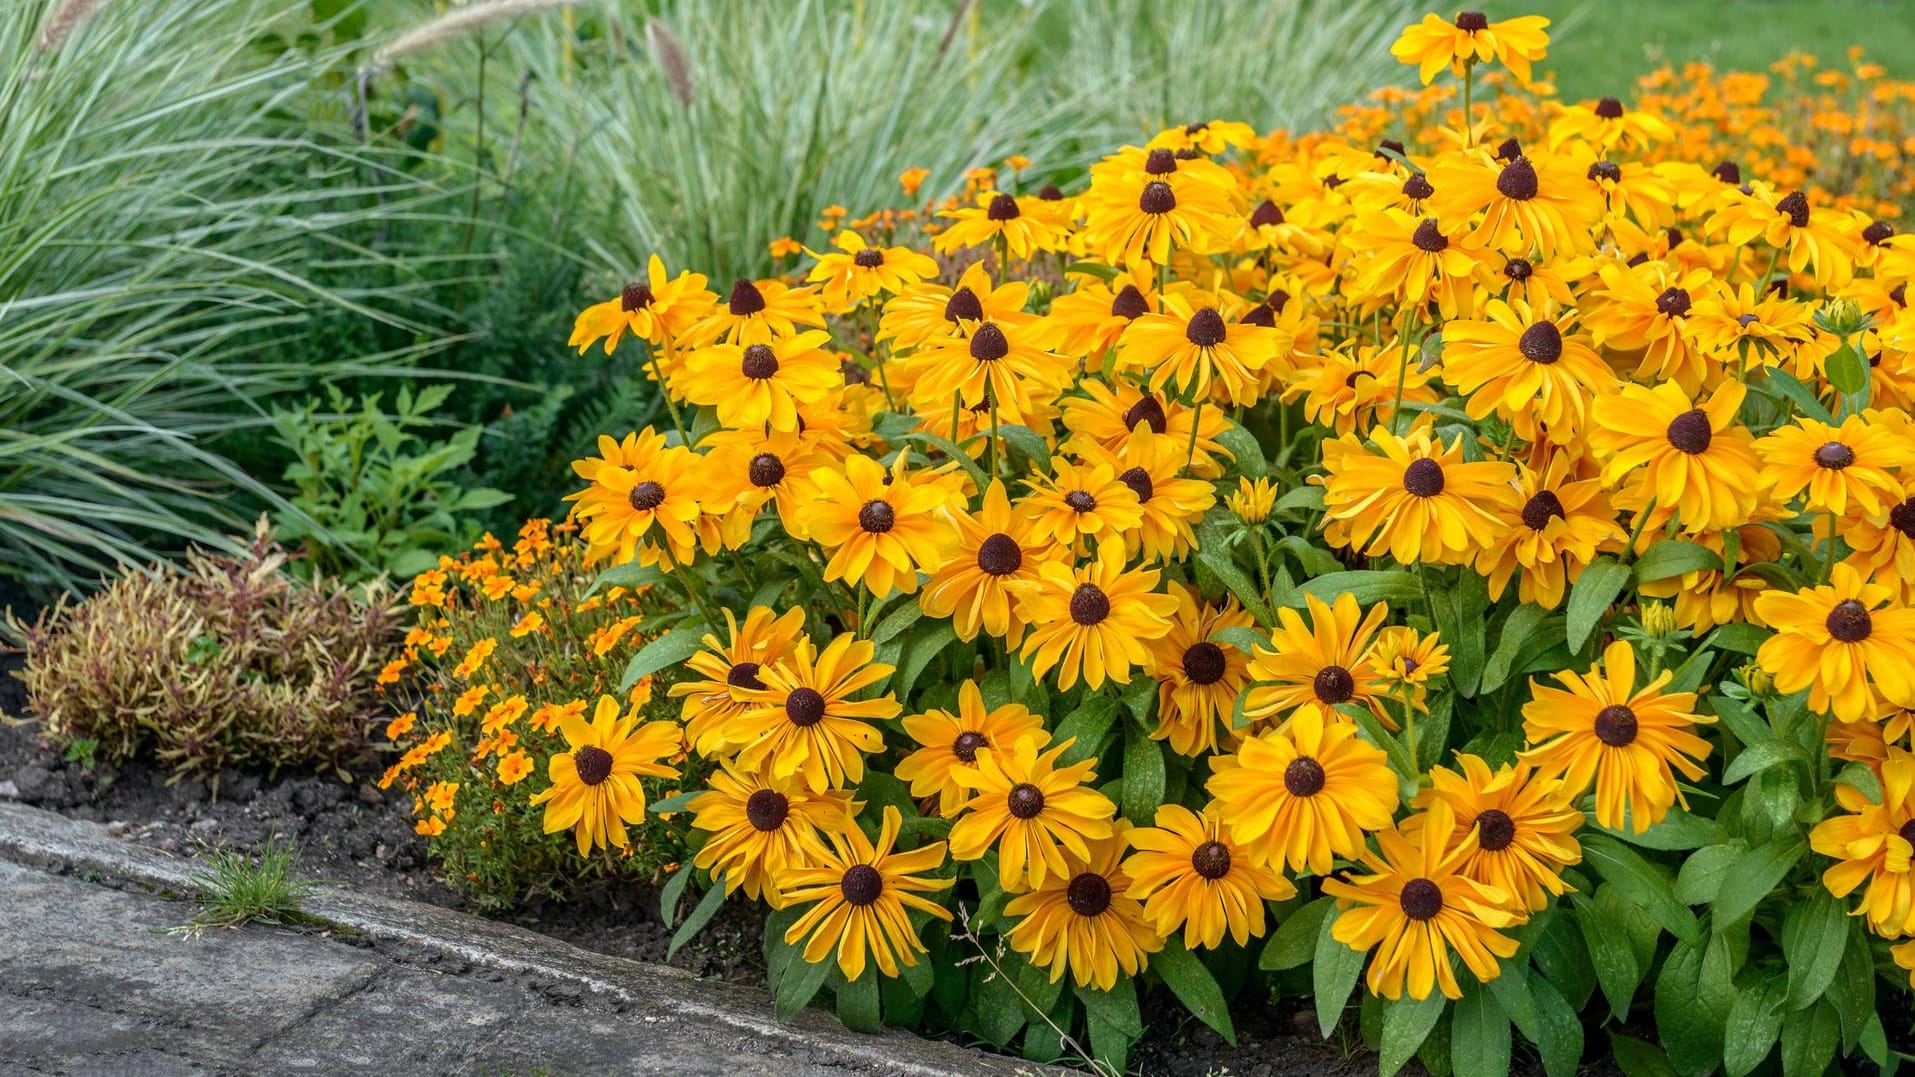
xmin=726 ymin=632 xmax=900 ymax=792
xmin=695 ymin=429 xmax=832 ymax=539
xmin=1519 ymin=640 xmax=1713 ymax=833
xmin=1440 ymin=298 xmax=1617 ymax=441
xmin=780 ymin=805 xmax=954 ymax=980
xmin=689 ymin=761 xmax=859 ymax=906
xmin=1058 ymin=380 xmax=1231 ymax=478
xmin=1124 ymin=804 xmax=1295 ymax=950
xmin=1146 ymin=584 xmax=1257 ymax=757
xmin=1706 ymin=181 xmax=1861 ymax=288
xmin=1117 ymin=292 xmax=1283 ymax=406
xmin=1318 ymin=426 xmax=1519 ymax=566
xmin=920 ymin=478 xmax=1052 ymax=646
xmin=1005 ymin=827 xmax=1162 ymax=989
xmin=669 ymin=605 xmax=809 ymax=755
xmin=933 ymin=190 xmax=1065 ymax=260
xmin=948 ymin=734 xmax=1117 ymax=890
xmin=1323 ymin=801 xmax=1523 ymax=1001
xmin=1081 ymin=147 xmax=1241 ymax=268
xmin=564 ymin=429 xmax=703 ymax=565
xmin=685 ymin=277 xmax=826 ymax=347
xmin=1344 ymin=209 xmax=1492 ymax=320
xmin=1243 ymin=591 xmax=1393 ymax=726
xmin=528 ymin=694 xmax=681 ymax=857
xmin=1754 ymin=564 xmax=1915 ymax=722
xmin=678 ymin=329 xmax=841 ymax=432
xmin=1810 ymin=748 xmax=1915 ymax=936
xmin=803 ymin=230 xmax=939 ymax=313
xmin=1413 ymin=754 xmax=1583 ymax=912
xmin=1842 ymin=479 xmax=1915 ymax=604
xmin=1206 ymin=703 xmax=1400 ymax=874
xmin=1427 ymin=151 xmax=1603 ymax=257
xmin=1588 ymin=380 xmax=1761 ymax=534
xmin=1389 ymin=11 xmax=1551 ymax=85
xmin=1010 ymin=539 xmax=1179 ymax=690
xmin=1020 ymin=457 xmax=1145 ymax=553
xmin=1476 ymin=454 xmax=1624 ymax=609
xmin=801 ymin=454 xmax=960 ymax=599
xmin=1078 ymin=430 xmax=1217 ymax=562
xmin=569 ymin=254 xmax=716 ymax=354
xmin=896 ymin=680 xmax=1049 ymax=817
xmin=878 ymin=262 xmax=1034 ymax=352
xmin=1755 ymin=414 xmax=1910 ymax=517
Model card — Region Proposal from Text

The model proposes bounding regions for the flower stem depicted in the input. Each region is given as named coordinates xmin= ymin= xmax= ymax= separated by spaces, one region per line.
xmin=652 ymin=333 xmax=691 ymax=446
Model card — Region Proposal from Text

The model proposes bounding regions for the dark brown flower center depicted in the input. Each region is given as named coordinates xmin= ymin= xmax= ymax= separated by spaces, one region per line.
xmin=1242 ymin=302 xmax=1276 ymax=328
xmin=952 ymin=731 xmax=989 ymax=763
xmin=1190 ymin=840 xmax=1232 ymax=880
xmin=1666 ymin=226 xmax=1684 ymax=248
xmin=1402 ymin=173 xmax=1435 ymax=200
xmin=1826 ymin=599 xmax=1873 ymax=643
xmin=1594 ymin=704 xmax=1638 ymax=747
xmin=785 ymin=687 xmax=828 ymax=727
xmin=1890 ymin=498 xmax=1915 ymax=538
xmin=841 ymin=864 xmax=883 ymax=906
xmin=1064 ymin=490 xmax=1097 ymax=513
xmin=1518 ymin=320 xmax=1564 ymax=364
xmin=1898 ymin=819 xmax=1915 ymax=847
xmin=853 ymin=248 xmax=885 ymax=268
xmin=1665 ymin=409 xmax=1713 ymax=454
xmin=1182 ymin=641 xmax=1228 ymax=686
xmin=1412 ymin=217 xmax=1448 ymax=252
xmin=1863 ymin=221 xmax=1895 ymax=246
xmin=1491 ymin=137 xmax=1521 ymax=161
xmin=1402 ymin=458 xmax=1446 ymax=497
xmin=1711 ymin=160 xmax=1742 ymax=185
xmin=748 ymin=453 xmax=786 ymax=488
xmin=1376 ymin=139 xmax=1406 ymax=160
xmin=1284 ymin=755 xmax=1327 ymax=796
xmin=1038 ymin=184 xmax=1065 ymax=201
xmin=1594 ymin=97 xmax=1625 ymax=119
xmin=1588 ymin=160 xmax=1622 ymax=183
xmin=858 ymin=500 xmax=895 ymax=534
xmin=1139 ymin=181 xmax=1177 ymax=215
xmin=1400 ymin=878 xmax=1444 ymax=920
xmin=1655 ymin=286 xmax=1692 ymax=318
xmin=945 ymin=286 xmax=984 ymax=323
xmin=1070 ymin=584 xmax=1111 ymax=626
xmin=1118 ymin=466 xmax=1154 ymax=504
xmin=1111 ymin=284 xmax=1150 ymax=320
xmin=1776 ymin=190 xmax=1810 ymax=228
xmin=620 ymin=282 xmax=655 ymax=311
xmin=1144 ymin=148 xmax=1178 ymax=175
xmin=1186 ymin=308 xmax=1228 ymax=347
xmin=1123 ymin=394 xmax=1169 ymax=433
xmin=740 ymin=344 xmax=780 ymax=379
xmin=1067 ymin=872 xmax=1113 ymax=916
xmin=1504 ymin=257 xmax=1534 ymax=281
xmin=986 ymin=193 xmax=1021 ymax=221
xmin=1454 ymin=11 xmax=1489 ymax=30
xmin=745 ymin=789 xmax=790 ymax=831
xmin=1250 ymin=199 xmax=1285 ymax=228
xmin=1313 ymin=665 xmax=1356 ymax=705
xmin=1476 ymin=809 xmax=1517 ymax=851
xmin=1496 ymin=157 xmax=1540 ymax=201
xmin=573 ymin=745 xmax=615 ymax=786
xmin=1815 ymin=442 xmax=1855 ymax=470
xmin=728 ymin=278 xmax=766 ymax=315
xmin=1521 ymin=490 xmax=1567 ymax=531
xmin=1007 ymin=782 xmax=1045 ymax=819
xmin=628 ymin=481 xmax=666 ymax=511
xmin=976 ymin=533 xmax=1024 ymax=576
xmin=727 ymin=661 xmax=765 ymax=690
xmin=969 ymin=321 xmax=1010 ymax=361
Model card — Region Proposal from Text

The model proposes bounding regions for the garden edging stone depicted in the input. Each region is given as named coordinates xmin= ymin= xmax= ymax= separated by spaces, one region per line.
xmin=0 ymin=800 xmax=1050 ymax=1076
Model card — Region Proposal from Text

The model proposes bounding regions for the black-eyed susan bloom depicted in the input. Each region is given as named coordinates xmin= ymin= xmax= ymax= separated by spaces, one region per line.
xmin=919 ymin=478 xmax=1052 ymax=646
xmin=1588 ymin=380 xmax=1761 ymax=534
xmin=1810 ymin=747 xmax=1915 ymax=936
xmin=686 ymin=277 xmax=826 ymax=347
xmin=1243 ymin=592 xmax=1393 ymax=726
xmin=803 ymin=231 xmax=939 ymax=313
xmin=948 ymin=734 xmax=1117 ymax=891
xmin=1147 ymin=584 xmax=1256 ymax=757
xmin=689 ymin=761 xmax=859 ymax=906
xmin=801 ymin=454 xmax=959 ymax=599
xmin=569 ymin=254 xmax=716 ymax=354
xmin=1439 ymin=299 xmax=1616 ymax=442
xmin=1021 ymin=456 xmax=1144 ymax=553
xmin=1323 ymin=801 xmax=1523 ymax=1001
xmin=1414 ymin=754 xmax=1583 ymax=912
xmin=1344 ymin=210 xmax=1492 ymax=320
xmin=1318 ymin=426 xmax=1518 ymax=567
xmin=1520 ymin=640 xmax=1713 ymax=833
xmin=896 ymin=681 xmax=1049 ymax=817
xmin=1004 ymin=827 xmax=1162 ymax=990
xmin=1476 ymin=454 xmax=1625 ymax=610
xmin=1080 ymin=429 xmax=1217 ymax=562
xmin=1754 ymin=564 xmax=1915 ymax=723
xmin=1755 ymin=414 xmax=1910 ymax=517
xmin=1206 ymin=704 xmax=1399 ymax=874
xmin=565 ymin=430 xmax=703 ymax=566
xmin=1389 ymin=11 xmax=1550 ymax=85
xmin=726 ymin=632 xmax=900 ymax=792
xmin=1058 ymin=380 xmax=1232 ymax=478
xmin=780 ymin=805 xmax=953 ymax=981
xmin=1428 ymin=152 xmax=1603 ymax=258
xmin=678 ymin=330 xmax=841 ymax=432
xmin=1081 ymin=148 xmax=1241 ymax=268
xmin=1010 ymin=539 xmax=1180 ymax=690
xmin=529 ymin=694 xmax=681 ymax=857
xmin=1123 ymin=803 xmax=1295 ymax=949
xmin=669 ymin=605 xmax=809 ymax=756
xmin=1843 ymin=480 xmax=1915 ymax=605
xmin=933 ymin=191 xmax=1064 ymax=260
xmin=1117 ymin=293 xmax=1282 ymax=406
xmin=695 ymin=429 xmax=832 ymax=539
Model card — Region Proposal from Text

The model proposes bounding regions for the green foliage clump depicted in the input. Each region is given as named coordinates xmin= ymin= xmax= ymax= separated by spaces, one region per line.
xmin=5 ymin=521 xmax=402 ymax=787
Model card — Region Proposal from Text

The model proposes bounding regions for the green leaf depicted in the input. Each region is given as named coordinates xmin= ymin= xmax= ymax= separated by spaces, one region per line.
xmin=1451 ymin=982 xmax=1510 ymax=1077
xmin=1780 ymin=1001 xmax=1840 ymax=1077
xmin=1711 ymin=695 xmax=1775 ymax=746
xmin=1347 ymin=705 xmax=1418 ymax=788
xmin=1196 ymin=545 xmax=1274 ymax=625
xmin=1708 ymin=622 xmax=1773 ymax=655
xmin=660 ymin=862 xmax=695 ymax=924
xmin=1597 ymin=807 xmax=1723 ymax=851
xmin=1121 ymin=729 xmax=1166 ymax=826
xmin=620 ymin=621 xmax=711 ymax=691
xmin=1216 ymin=419 xmax=1268 ymax=477
xmin=1757 ymin=367 xmax=1833 ymax=423
xmin=1261 ymin=897 xmax=1334 ymax=971
xmin=1212 ymin=625 xmax=1269 ymax=655
xmin=1274 ymin=485 xmax=1325 ymax=514
xmin=1609 ymin=1032 xmax=1679 ymax=1077
xmin=1723 ymin=740 xmax=1810 ymax=785
xmin=1314 ymin=907 xmax=1366 ymax=1038
xmin=667 ymin=873 xmax=729 ymax=960
xmin=590 ymin=561 xmax=669 ymax=595
xmin=1574 ymin=892 xmax=1645 ymax=1021
xmin=1673 ymin=842 xmax=1747 ymax=905
xmin=1579 ymin=832 xmax=1699 ymax=943
xmin=1655 ymin=933 xmax=1739 ymax=1076
xmin=1633 ymin=540 xmax=1724 ymax=583
xmin=1276 ymin=569 xmax=1424 ymax=610
xmin=1077 ymin=977 xmax=1143 ymax=1073
xmin=646 ymin=789 xmax=703 ymax=816
xmin=1053 ymin=696 xmax=1119 ymax=767
xmin=776 ymin=951 xmax=834 ymax=1019
xmin=1481 ymin=604 xmax=1549 ymax=693
xmin=970 ymin=962 xmax=1029 ymax=1046
xmin=1429 ymin=570 xmax=1489 ymax=696
xmin=1827 ymin=923 xmax=1877 ymax=1053
xmin=897 ymin=431 xmax=989 ymax=489
xmin=1723 ymin=976 xmax=1787 ymax=1077
xmin=1826 ymin=344 xmax=1869 ymax=394
xmin=869 ymin=601 xmax=924 ymax=646
xmin=1711 ymin=838 xmax=1806 ymax=929
xmin=1380 ymin=993 xmax=1447 ymax=1077
xmin=1530 ymin=975 xmax=1585 ymax=1077
xmin=1782 ymin=890 xmax=1849 ymax=1012
xmin=1565 ymin=557 xmax=1630 ymax=652
xmin=894 ymin=623 xmax=958 ymax=701
xmin=996 ymin=424 xmax=1051 ymax=470
xmin=835 ymin=966 xmax=882 ymax=1032
xmin=1152 ymin=939 xmax=1236 ymax=1045
xmin=1485 ymin=965 xmax=1539 ymax=1041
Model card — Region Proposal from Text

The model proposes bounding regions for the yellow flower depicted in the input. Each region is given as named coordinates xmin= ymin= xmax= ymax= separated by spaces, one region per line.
xmin=1005 ymin=827 xmax=1162 ymax=990
xmin=1124 ymin=804 xmax=1295 ymax=950
xmin=385 ymin=712 xmax=417 ymax=740
xmin=1588 ymin=380 xmax=1761 ymax=535
xmin=1414 ymin=754 xmax=1583 ymax=912
xmin=1439 ymin=299 xmax=1616 ymax=440
xmin=1226 ymin=476 xmax=1278 ymax=525
xmin=1011 ymin=539 xmax=1179 ymax=691
xmin=933 ymin=191 xmax=1064 ymax=260
xmin=452 ymin=637 xmax=497 ymax=680
xmin=1020 ymin=456 xmax=1144 ymax=553
xmin=671 ymin=606 xmax=810 ymax=756
xmin=1755 ymin=415 xmax=1910 ymax=517
xmin=726 ymin=633 xmax=899 ymax=792
xmin=920 ymin=478 xmax=1053 ymax=647
xmin=1117 ymin=292 xmax=1282 ymax=407
xmin=1811 ymin=748 xmax=1915 ymax=935
xmin=1318 ymin=426 xmax=1517 ymax=566
xmin=678 ymin=330 xmax=841 ymax=432
xmin=1390 ymin=11 xmax=1550 ymax=85
xmin=497 ymin=750 xmax=534 ymax=786
xmin=569 ymin=254 xmax=716 ymax=354
xmin=509 ymin=611 xmax=545 ymax=638
xmin=896 ymin=681 xmax=1048 ymax=817
xmin=1243 ymin=591 xmax=1393 ymax=727
xmin=780 ymin=805 xmax=953 ymax=981
xmin=948 ymin=734 xmax=1116 ymax=891
xmin=1147 ymin=584 xmax=1256 ymax=757
xmin=1207 ymin=703 xmax=1400 ymax=874
xmin=564 ymin=429 xmax=702 ymax=566
xmin=452 ymin=685 xmax=489 ymax=717
xmin=801 ymin=454 xmax=959 ymax=599
xmin=528 ymin=695 xmax=681 ymax=857
xmin=804 ymin=231 xmax=939 ymax=313
xmin=899 ymin=167 xmax=930 ymax=197
xmin=691 ymin=761 xmax=859 ymax=906
xmin=1754 ymin=564 xmax=1915 ymax=722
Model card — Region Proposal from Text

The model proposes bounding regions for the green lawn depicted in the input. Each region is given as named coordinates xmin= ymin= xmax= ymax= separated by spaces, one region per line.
xmin=1476 ymin=0 xmax=1915 ymax=101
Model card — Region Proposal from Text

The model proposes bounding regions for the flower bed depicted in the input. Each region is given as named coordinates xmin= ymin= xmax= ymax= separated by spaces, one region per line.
xmin=381 ymin=13 xmax=1915 ymax=1076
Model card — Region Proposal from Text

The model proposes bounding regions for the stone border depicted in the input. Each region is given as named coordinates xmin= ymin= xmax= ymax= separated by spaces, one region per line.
xmin=0 ymin=801 xmax=1049 ymax=1077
